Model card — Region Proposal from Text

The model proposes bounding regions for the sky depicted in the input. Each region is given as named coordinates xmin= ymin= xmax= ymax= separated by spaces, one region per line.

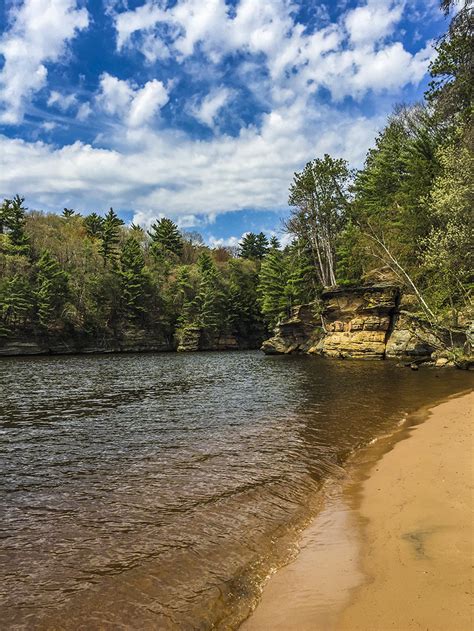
xmin=0 ymin=0 xmax=448 ymax=245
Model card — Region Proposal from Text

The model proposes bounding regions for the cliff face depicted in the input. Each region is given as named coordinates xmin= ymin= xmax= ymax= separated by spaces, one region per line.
xmin=0 ymin=329 xmax=173 ymax=357
xmin=261 ymin=284 xmax=471 ymax=365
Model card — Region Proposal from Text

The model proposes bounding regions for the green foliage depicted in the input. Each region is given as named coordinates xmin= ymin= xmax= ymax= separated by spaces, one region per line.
xmin=148 ymin=217 xmax=184 ymax=258
xmin=99 ymin=208 xmax=123 ymax=265
xmin=287 ymin=154 xmax=351 ymax=287
xmin=258 ymin=248 xmax=288 ymax=327
xmin=0 ymin=274 xmax=33 ymax=330
xmin=0 ymin=195 xmax=30 ymax=253
xmin=426 ymin=2 xmax=473 ymax=125
xmin=420 ymin=136 xmax=473 ymax=320
xmin=35 ymin=250 xmax=69 ymax=328
xmin=84 ymin=212 xmax=105 ymax=238
xmin=118 ymin=236 xmax=149 ymax=320
xmin=239 ymin=232 xmax=269 ymax=260
xmin=194 ymin=252 xmax=224 ymax=334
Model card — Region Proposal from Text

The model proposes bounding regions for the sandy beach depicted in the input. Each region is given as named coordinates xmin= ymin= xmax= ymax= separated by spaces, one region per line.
xmin=241 ymin=389 xmax=473 ymax=631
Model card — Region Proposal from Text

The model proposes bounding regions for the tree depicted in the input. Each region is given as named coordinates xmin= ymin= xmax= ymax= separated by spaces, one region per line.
xmin=118 ymin=236 xmax=149 ymax=320
xmin=62 ymin=208 xmax=76 ymax=218
xmin=257 ymin=248 xmax=288 ymax=327
xmin=0 ymin=274 xmax=33 ymax=329
xmin=420 ymin=136 xmax=473 ymax=322
xmin=84 ymin=212 xmax=105 ymax=238
xmin=35 ymin=250 xmax=69 ymax=328
xmin=148 ymin=218 xmax=183 ymax=258
xmin=284 ymin=241 xmax=318 ymax=307
xmin=99 ymin=208 xmax=123 ymax=265
xmin=351 ymin=106 xmax=440 ymax=277
xmin=194 ymin=251 xmax=224 ymax=335
xmin=287 ymin=154 xmax=351 ymax=287
xmin=239 ymin=232 xmax=269 ymax=260
xmin=0 ymin=195 xmax=30 ymax=253
xmin=427 ymin=1 xmax=473 ymax=125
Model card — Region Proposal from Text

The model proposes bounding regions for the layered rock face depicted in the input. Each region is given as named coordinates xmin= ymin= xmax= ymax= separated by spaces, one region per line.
xmin=261 ymin=284 xmax=470 ymax=364
xmin=0 ymin=329 xmax=172 ymax=357
xmin=318 ymin=285 xmax=399 ymax=359
xmin=261 ymin=305 xmax=323 ymax=355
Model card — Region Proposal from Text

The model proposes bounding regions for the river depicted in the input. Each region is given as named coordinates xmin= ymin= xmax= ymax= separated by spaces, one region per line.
xmin=1 ymin=351 xmax=471 ymax=629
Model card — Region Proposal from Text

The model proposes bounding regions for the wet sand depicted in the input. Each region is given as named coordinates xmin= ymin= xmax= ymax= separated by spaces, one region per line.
xmin=241 ymin=390 xmax=473 ymax=631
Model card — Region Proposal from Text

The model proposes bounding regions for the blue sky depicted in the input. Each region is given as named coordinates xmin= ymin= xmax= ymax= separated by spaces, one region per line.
xmin=0 ymin=0 xmax=448 ymax=245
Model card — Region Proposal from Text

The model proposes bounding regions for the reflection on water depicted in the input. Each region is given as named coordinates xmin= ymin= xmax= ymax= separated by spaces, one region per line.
xmin=0 ymin=351 xmax=471 ymax=629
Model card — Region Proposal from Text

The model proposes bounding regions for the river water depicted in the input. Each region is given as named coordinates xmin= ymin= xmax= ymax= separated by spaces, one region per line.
xmin=0 ymin=351 xmax=472 ymax=630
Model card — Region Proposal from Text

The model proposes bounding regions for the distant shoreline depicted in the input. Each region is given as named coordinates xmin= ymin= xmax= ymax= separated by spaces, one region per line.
xmin=241 ymin=389 xmax=474 ymax=631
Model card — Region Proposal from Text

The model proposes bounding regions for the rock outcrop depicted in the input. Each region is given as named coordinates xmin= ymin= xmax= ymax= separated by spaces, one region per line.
xmin=261 ymin=305 xmax=323 ymax=355
xmin=0 ymin=329 xmax=173 ymax=357
xmin=318 ymin=285 xmax=399 ymax=359
xmin=261 ymin=284 xmax=472 ymax=365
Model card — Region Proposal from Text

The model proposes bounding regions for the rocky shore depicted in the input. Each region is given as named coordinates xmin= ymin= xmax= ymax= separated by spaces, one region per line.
xmin=262 ymin=284 xmax=472 ymax=367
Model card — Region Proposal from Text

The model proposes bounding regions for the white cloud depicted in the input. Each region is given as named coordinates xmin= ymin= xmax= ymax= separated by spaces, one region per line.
xmin=345 ymin=0 xmax=404 ymax=45
xmin=76 ymin=102 xmax=92 ymax=122
xmin=191 ymin=87 xmax=233 ymax=128
xmin=110 ymin=0 xmax=431 ymax=106
xmin=0 ymin=0 xmax=89 ymax=124
xmin=96 ymin=73 xmax=169 ymax=128
xmin=207 ymin=235 xmax=241 ymax=248
xmin=0 ymin=102 xmax=385 ymax=223
xmin=47 ymin=90 xmax=78 ymax=112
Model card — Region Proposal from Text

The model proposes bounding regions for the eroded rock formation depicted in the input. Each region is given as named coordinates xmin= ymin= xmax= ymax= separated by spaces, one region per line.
xmin=261 ymin=284 xmax=472 ymax=366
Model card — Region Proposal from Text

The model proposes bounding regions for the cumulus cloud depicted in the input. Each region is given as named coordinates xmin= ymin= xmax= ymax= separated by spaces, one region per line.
xmin=96 ymin=73 xmax=169 ymax=127
xmin=0 ymin=0 xmax=89 ymax=124
xmin=0 ymin=101 xmax=385 ymax=223
xmin=345 ymin=0 xmax=404 ymax=45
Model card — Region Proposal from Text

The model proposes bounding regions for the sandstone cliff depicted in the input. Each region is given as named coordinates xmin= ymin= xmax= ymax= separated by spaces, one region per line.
xmin=262 ymin=284 xmax=472 ymax=366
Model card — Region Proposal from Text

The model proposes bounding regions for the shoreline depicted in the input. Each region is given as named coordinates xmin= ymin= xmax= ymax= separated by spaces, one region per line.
xmin=240 ymin=389 xmax=473 ymax=631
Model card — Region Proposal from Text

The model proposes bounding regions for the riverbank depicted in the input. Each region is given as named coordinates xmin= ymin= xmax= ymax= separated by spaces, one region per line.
xmin=241 ymin=390 xmax=473 ymax=631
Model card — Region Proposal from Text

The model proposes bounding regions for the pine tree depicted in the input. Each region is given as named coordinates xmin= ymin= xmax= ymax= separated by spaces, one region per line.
xmin=84 ymin=212 xmax=105 ymax=238
xmin=63 ymin=208 xmax=76 ymax=218
xmin=99 ymin=208 xmax=123 ymax=265
xmin=257 ymin=248 xmax=288 ymax=326
xmin=284 ymin=242 xmax=317 ymax=307
xmin=239 ymin=232 xmax=269 ymax=260
xmin=119 ymin=236 xmax=148 ymax=320
xmin=148 ymin=218 xmax=183 ymax=258
xmin=35 ymin=250 xmax=69 ymax=328
xmin=0 ymin=274 xmax=33 ymax=329
xmin=1 ymin=195 xmax=30 ymax=253
xmin=195 ymin=252 xmax=223 ymax=334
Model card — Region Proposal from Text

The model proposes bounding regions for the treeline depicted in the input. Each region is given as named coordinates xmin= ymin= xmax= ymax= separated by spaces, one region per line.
xmin=0 ymin=0 xmax=472 ymax=346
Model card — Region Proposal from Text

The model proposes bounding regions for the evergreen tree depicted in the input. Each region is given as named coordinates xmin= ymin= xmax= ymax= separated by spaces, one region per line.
xmin=84 ymin=212 xmax=105 ymax=238
xmin=284 ymin=242 xmax=318 ymax=307
xmin=258 ymin=248 xmax=288 ymax=327
xmin=118 ymin=236 xmax=148 ymax=320
xmin=148 ymin=218 xmax=183 ymax=258
xmin=269 ymin=236 xmax=281 ymax=249
xmin=99 ymin=208 xmax=123 ymax=265
xmin=35 ymin=250 xmax=69 ymax=328
xmin=0 ymin=195 xmax=30 ymax=253
xmin=195 ymin=252 xmax=223 ymax=335
xmin=0 ymin=274 xmax=33 ymax=329
xmin=63 ymin=208 xmax=76 ymax=218
xmin=239 ymin=232 xmax=269 ymax=260
xmin=427 ymin=1 xmax=473 ymax=124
